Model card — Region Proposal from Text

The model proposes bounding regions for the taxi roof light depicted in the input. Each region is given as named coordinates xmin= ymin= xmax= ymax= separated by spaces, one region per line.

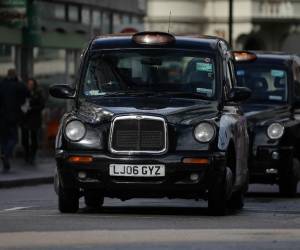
xmin=132 ymin=31 xmax=175 ymax=45
xmin=233 ymin=51 xmax=257 ymax=62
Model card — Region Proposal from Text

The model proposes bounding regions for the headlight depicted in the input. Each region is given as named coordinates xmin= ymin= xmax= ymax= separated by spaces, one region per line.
xmin=65 ymin=120 xmax=86 ymax=141
xmin=267 ymin=123 xmax=284 ymax=139
xmin=194 ymin=122 xmax=215 ymax=142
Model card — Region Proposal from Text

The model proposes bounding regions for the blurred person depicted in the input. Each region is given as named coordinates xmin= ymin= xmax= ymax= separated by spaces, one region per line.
xmin=21 ymin=78 xmax=45 ymax=165
xmin=0 ymin=69 xmax=28 ymax=172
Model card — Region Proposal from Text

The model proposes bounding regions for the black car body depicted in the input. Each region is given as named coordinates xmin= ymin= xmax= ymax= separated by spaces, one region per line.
xmin=235 ymin=51 xmax=300 ymax=196
xmin=50 ymin=32 xmax=250 ymax=215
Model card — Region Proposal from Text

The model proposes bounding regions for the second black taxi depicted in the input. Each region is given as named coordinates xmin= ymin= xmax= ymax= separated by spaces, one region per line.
xmin=235 ymin=51 xmax=300 ymax=196
xmin=50 ymin=32 xmax=251 ymax=215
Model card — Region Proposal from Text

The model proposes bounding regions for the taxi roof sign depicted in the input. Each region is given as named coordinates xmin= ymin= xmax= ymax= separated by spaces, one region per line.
xmin=233 ymin=51 xmax=257 ymax=62
xmin=132 ymin=31 xmax=175 ymax=45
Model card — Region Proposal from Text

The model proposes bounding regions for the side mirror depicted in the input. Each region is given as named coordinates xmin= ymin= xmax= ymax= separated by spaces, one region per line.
xmin=49 ymin=84 xmax=75 ymax=99
xmin=228 ymin=87 xmax=251 ymax=102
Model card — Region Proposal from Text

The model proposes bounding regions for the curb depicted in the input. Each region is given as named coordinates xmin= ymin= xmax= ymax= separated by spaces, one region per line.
xmin=0 ymin=176 xmax=53 ymax=189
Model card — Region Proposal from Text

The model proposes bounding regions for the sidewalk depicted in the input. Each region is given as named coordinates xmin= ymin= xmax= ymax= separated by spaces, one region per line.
xmin=0 ymin=156 xmax=55 ymax=188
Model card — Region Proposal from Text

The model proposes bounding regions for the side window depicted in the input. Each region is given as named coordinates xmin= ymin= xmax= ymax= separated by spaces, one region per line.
xmin=223 ymin=58 xmax=235 ymax=100
xmin=294 ymin=62 xmax=300 ymax=98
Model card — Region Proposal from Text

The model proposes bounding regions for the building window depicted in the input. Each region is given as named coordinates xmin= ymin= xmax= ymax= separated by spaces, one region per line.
xmin=113 ymin=13 xmax=123 ymax=26
xmin=68 ymin=5 xmax=80 ymax=22
xmin=102 ymin=11 xmax=111 ymax=34
xmin=54 ymin=3 xmax=66 ymax=20
xmin=92 ymin=10 xmax=101 ymax=27
xmin=132 ymin=16 xmax=139 ymax=24
xmin=123 ymin=14 xmax=130 ymax=25
xmin=81 ymin=7 xmax=90 ymax=25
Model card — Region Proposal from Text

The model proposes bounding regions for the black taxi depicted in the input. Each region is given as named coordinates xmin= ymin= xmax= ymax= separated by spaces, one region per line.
xmin=235 ymin=51 xmax=300 ymax=196
xmin=49 ymin=32 xmax=251 ymax=215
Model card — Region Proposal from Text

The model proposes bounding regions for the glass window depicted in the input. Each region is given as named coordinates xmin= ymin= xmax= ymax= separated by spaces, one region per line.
xmin=82 ymin=50 xmax=216 ymax=100
xmin=132 ymin=16 xmax=139 ymax=24
xmin=102 ymin=11 xmax=111 ymax=34
xmin=236 ymin=64 xmax=288 ymax=103
xmin=123 ymin=14 xmax=130 ymax=25
xmin=92 ymin=10 xmax=101 ymax=27
xmin=81 ymin=7 xmax=90 ymax=25
xmin=54 ymin=3 xmax=66 ymax=20
xmin=68 ymin=5 xmax=79 ymax=22
xmin=113 ymin=13 xmax=123 ymax=26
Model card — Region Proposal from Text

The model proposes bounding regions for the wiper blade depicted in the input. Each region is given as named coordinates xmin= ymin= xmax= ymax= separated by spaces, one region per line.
xmin=154 ymin=91 xmax=212 ymax=100
xmin=99 ymin=91 xmax=156 ymax=97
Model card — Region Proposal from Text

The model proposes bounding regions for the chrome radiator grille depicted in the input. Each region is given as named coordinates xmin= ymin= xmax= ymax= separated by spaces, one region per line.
xmin=109 ymin=116 xmax=167 ymax=154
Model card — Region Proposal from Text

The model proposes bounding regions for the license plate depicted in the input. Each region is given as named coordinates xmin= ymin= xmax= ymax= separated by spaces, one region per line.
xmin=109 ymin=164 xmax=165 ymax=177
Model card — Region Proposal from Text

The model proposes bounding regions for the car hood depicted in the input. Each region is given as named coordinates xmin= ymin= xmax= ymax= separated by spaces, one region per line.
xmin=242 ymin=103 xmax=289 ymax=126
xmin=78 ymin=97 xmax=219 ymax=125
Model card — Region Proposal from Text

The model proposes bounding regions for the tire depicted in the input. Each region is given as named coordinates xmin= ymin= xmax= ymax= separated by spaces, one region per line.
xmin=84 ymin=191 xmax=104 ymax=209
xmin=58 ymin=184 xmax=79 ymax=213
xmin=228 ymin=191 xmax=244 ymax=210
xmin=279 ymin=158 xmax=298 ymax=197
xmin=208 ymin=167 xmax=231 ymax=216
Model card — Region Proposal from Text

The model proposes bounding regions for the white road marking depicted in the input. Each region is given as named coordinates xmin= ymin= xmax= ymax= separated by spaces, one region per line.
xmin=0 ymin=229 xmax=300 ymax=248
xmin=2 ymin=206 xmax=33 ymax=212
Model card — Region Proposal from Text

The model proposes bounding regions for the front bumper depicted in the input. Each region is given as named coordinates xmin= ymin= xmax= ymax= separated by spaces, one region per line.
xmin=55 ymin=151 xmax=226 ymax=199
xmin=249 ymin=146 xmax=293 ymax=184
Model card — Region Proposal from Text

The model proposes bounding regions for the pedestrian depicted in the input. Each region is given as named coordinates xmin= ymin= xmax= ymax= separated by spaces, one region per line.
xmin=0 ymin=69 xmax=29 ymax=172
xmin=21 ymin=78 xmax=45 ymax=165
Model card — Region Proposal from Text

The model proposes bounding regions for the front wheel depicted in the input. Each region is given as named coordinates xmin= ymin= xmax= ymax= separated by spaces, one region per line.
xmin=208 ymin=167 xmax=232 ymax=216
xmin=228 ymin=191 xmax=244 ymax=210
xmin=58 ymin=184 xmax=79 ymax=213
xmin=279 ymin=158 xmax=299 ymax=197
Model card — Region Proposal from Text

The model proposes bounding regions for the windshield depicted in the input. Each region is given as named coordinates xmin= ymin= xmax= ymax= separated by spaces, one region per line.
xmin=236 ymin=64 xmax=288 ymax=103
xmin=82 ymin=50 xmax=216 ymax=99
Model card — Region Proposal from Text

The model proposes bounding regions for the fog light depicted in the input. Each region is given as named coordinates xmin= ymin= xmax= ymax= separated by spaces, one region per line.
xmin=190 ymin=173 xmax=199 ymax=181
xmin=272 ymin=151 xmax=279 ymax=160
xmin=78 ymin=171 xmax=87 ymax=179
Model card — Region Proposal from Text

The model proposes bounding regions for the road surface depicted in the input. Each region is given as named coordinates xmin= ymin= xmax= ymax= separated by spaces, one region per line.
xmin=0 ymin=184 xmax=300 ymax=249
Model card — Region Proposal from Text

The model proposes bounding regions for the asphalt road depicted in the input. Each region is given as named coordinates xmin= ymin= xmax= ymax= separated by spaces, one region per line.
xmin=0 ymin=184 xmax=300 ymax=250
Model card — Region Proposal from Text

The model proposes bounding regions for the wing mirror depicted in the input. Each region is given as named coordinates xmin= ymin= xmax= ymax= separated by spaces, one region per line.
xmin=49 ymin=84 xmax=75 ymax=99
xmin=228 ymin=87 xmax=251 ymax=102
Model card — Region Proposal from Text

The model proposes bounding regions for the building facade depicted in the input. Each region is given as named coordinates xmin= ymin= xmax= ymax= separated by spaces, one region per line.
xmin=145 ymin=0 xmax=300 ymax=53
xmin=0 ymin=0 xmax=146 ymax=80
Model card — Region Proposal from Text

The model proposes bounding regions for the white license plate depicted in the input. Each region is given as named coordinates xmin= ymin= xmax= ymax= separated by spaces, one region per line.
xmin=109 ymin=164 xmax=165 ymax=177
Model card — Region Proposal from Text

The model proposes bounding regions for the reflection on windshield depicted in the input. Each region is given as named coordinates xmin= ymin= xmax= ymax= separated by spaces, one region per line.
xmin=236 ymin=65 xmax=288 ymax=103
xmin=83 ymin=50 xmax=216 ymax=99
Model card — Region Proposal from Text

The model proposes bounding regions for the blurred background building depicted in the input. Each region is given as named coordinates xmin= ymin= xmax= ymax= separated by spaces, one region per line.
xmin=146 ymin=0 xmax=300 ymax=52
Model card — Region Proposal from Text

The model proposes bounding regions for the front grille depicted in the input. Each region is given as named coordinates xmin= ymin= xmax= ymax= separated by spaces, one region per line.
xmin=110 ymin=116 xmax=167 ymax=153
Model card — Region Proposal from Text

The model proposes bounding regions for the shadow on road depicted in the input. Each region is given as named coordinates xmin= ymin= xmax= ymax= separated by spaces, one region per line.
xmin=246 ymin=192 xmax=300 ymax=198
xmin=79 ymin=205 xmax=241 ymax=217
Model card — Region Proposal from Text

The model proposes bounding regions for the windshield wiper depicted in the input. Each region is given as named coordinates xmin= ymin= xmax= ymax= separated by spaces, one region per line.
xmin=97 ymin=91 xmax=157 ymax=97
xmin=153 ymin=91 xmax=212 ymax=100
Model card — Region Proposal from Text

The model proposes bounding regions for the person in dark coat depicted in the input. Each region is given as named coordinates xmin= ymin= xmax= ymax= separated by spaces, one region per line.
xmin=21 ymin=78 xmax=45 ymax=164
xmin=0 ymin=69 xmax=29 ymax=172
